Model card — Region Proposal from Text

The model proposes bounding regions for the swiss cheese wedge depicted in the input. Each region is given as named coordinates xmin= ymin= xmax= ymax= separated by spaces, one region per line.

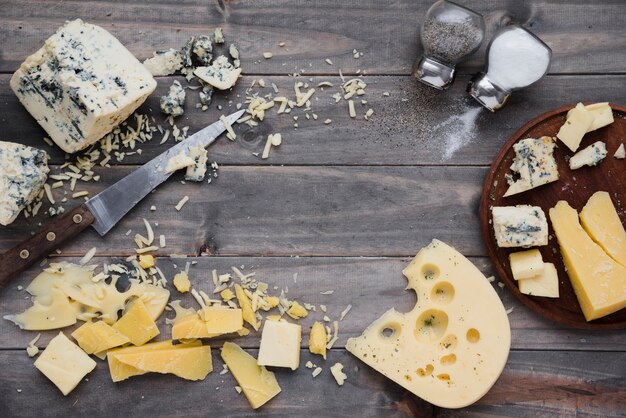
xmin=346 ymin=240 xmax=510 ymax=409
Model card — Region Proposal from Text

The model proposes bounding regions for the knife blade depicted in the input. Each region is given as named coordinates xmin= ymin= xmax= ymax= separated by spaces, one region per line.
xmin=0 ymin=109 xmax=245 ymax=288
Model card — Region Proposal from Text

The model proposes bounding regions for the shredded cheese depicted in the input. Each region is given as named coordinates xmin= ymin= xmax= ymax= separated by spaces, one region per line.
xmin=79 ymin=247 xmax=97 ymax=265
xmin=175 ymin=196 xmax=189 ymax=211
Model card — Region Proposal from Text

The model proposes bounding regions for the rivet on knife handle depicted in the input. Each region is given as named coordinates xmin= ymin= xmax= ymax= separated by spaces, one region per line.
xmin=0 ymin=204 xmax=95 ymax=288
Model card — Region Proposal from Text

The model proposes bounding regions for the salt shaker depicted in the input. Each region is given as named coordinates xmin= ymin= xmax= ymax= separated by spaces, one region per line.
xmin=414 ymin=0 xmax=485 ymax=90
xmin=468 ymin=25 xmax=552 ymax=111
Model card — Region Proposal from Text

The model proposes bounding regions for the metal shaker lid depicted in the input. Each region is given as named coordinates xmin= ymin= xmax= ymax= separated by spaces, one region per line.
xmin=467 ymin=73 xmax=510 ymax=112
xmin=414 ymin=56 xmax=456 ymax=90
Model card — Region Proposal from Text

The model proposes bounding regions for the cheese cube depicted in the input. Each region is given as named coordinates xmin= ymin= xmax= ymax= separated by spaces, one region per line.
xmin=0 ymin=141 xmax=49 ymax=225
xmin=172 ymin=271 xmax=191 ymax=293
xmin=199 ymin=306 xmax=243 ymax=335
xmin=492 ymin=205 xmax=549 ymax=248
xmin=221 ymin=342 xmax=281 ymax=409
xmin=580 ymin=191 xmax=626 ymax=267
xmin=567 ymin=102 xmax=614 ymax=132
xmin=257 ymin=320 xmax=302 ymax=370
xmin=557 ymin=103 xmax=594 ymax=152
xmin=34 ymin=332 xmax=96 ymax=395
xmin=10 ymin=19 xmax=156 ymax=153
xmin=504 ymin=137 xmax=559 ymax=197
xmin=71 ymin=320 xmax=129 ymax=354
xmin=112 ymin=299 xmax=160 ymax=345
xmin=549 ymin=201 xmax=626 ymax=321
xmin=518 ymin=263 xmax=559 ymax=297
xmin=509 ymin=249 xmax=544 ymax=280
xmin=569 ymin=141 xmax=607 ymax=170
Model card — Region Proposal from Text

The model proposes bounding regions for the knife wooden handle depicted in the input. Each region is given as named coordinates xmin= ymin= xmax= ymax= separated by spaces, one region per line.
xmin=0 ymin=204 xmax=95 ymax=289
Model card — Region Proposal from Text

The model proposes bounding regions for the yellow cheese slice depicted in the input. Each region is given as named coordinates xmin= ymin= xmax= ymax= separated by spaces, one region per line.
xmin=71 ymin=320 xmax=129 ymax=354
xmin=557 ymin=103 xmax=594 ymax=152
xmin=549 ymin=201 xmax=626 ymax=320
xmin=34 ymin=332 xmax=96 ymax=395
xmin=567 ymin=102 xmax=614 ymax=132
xmin=235 ymin=284 xmax=259 ymax=330
xmin=346 ymin=239 xmax=511 ymax=409
xmin=518 ymin=263 xmax=559 ymax=298
xmin=221 ymin=342 xmax=281 ymax=409
xmin=112 ymin=345 xmax=212 ymax=381
xmin=4 ymin=289 xmax=79 ymax=330
xmin=172 ymin=313 xmax=213 ymax=339
xmin=199 ymin=306 xmax=243 ymax=334
xmin=112 ymin=299 xmax=160 ymax=345
xmin=580 ymin=191 xmax=626 ymax=267
xmin=309 ymin=321 xmax=327 ymax=359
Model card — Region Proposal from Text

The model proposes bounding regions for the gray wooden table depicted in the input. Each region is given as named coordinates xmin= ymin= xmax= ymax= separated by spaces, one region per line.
xmin=1 ymin=1 xmax=625 ymax=416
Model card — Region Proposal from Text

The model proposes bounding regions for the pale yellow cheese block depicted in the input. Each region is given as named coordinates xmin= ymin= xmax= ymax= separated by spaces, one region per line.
xmin=112 ymin=299 xmax=160 ymax=346
xmin=346 ymin=239 xmax=511 ymax=409
xmin=557 ymin=103 xmax=594 ymax=152
xmin=34 ymin=332 xmax=96 ymax=395
xmin=199 ymin=306 xmax=243 ymax=335
xmin=518 ymin=263 xmax=559 ymax=298
xmin=172 ymin=313 xmax=213 ymax=339
xmin=71 ymin=320 xmax=129 ymax=354
xmin=221 ymin=342 xmax=281 ymax=409
xmin=549 ymin=201 xmax=626 ymax=320
xmin=257 ymin=320 xmax=301 ymax=370
xmin=567 ymin=102 xmax=614 ymax=132
xmin=509 ymin=249 xmax=544 ymax=280
xmin=580 ymin=191 xmax=626 ymax=267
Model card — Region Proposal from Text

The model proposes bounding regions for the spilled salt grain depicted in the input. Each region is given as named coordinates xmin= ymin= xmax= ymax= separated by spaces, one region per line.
xmin=433 ymin=104 xmax=482 ymax=160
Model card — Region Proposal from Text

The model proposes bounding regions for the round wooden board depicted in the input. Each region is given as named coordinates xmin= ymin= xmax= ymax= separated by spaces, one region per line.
xmin=480 ymin=103 xmax=626 ymax=329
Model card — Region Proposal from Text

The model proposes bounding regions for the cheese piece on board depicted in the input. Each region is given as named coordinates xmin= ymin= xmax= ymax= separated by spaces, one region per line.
xmin=112 ymin=299 xmax=160 ymax=345
xmin=10 ymin=19 xmax=156 ymax=153
xmin=518 ymin=263 xmax=559 ymax=298
xmin=71 ymin=320 xmax=129 ymax=354
xmin=142 ymin=49 xmax=183 ymax=76
xmin=567 ymin=102 xmax=614 ymax=132
xmin=112 ymin=345 xmax=212 ymax=381
xmin=34 ymin=332 xmax=96 ymax=395
xmin=569 ymin=141 xmax=607 ymax=170
xmin=346 ymin=240 xmax=511 ymax=409
xmin=557 ymin=103 xmax=594 ymax=152
xmin=171 ymin=312 xmax=213 ymax=339
xmin=0 ymin=141 xmax=49 ymax=225
xmin=492 ymin=205 xmax=548 ymax=248
xmin=194 ymin=56 xmax=242 ymax=90
xmin=615 ymin=143 xmax=625 ymax=159
xmin=509 ymin=249 xmax=544 ymax=280
xmin=549 ymin=201 xmax=626 ymax=321
xmin=580 ymin=191 xmax=626 ymax=267
xmin=503 ymin=137 xmax=559 ymax=197
xmin=257 ymin=320 xmax=301 ymax=370
xmin=221 ymin=342 xmax=281 ymax=409
xmin=199 ymin=306 xmax=243 ymax=335
xmin=309 ymin=321 xmax=327 ymax=359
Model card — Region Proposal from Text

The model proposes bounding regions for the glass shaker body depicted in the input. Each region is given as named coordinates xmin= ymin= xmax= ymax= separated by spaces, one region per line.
xmin=414 ymin=0 xmax=485 ymax=90
xmin=468 ymin=25 xmax=552 ymax=111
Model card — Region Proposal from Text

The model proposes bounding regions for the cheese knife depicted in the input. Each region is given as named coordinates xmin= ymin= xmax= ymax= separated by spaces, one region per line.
xmin=0 ymin=109 xmax=245 ymax=287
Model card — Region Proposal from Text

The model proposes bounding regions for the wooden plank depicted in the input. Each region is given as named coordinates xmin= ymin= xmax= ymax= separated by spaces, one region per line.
xmin=0 ymin=349 xmax=624 ymax=417
xmin=2 ymin=74 xmax=626 ymax=166
xmin=1 ymin=1 xmax=626 ymax=75
xmin=0 ymin=165 xmax=486 ymax=257
xmin=2 ymin=256 xmax=626 ymax=351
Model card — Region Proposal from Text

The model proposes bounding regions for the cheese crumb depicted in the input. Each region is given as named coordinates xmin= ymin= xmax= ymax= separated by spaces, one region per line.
xmin=263 ymin=52 xmax=273 ymax=59
xmin=26 ymin=333 xmax=41 ymax=357
xmin=286 ymin=301 xmax=308 ymax=319
xmin=173 ymin=271 xmax=191 ymax=293
xmin=324 ymin=119 xmax=332 ymax=125
xmin=175 ymin=196 xmax=189 ymax=211
xmin=312 ymin=367 xmax=322 ymax=377
xmin=340 ymin=304 xmax=352 ymax=321
xmin=79 ymin=247 xmax=97 ymax=265
xmin=330 ymin=363 xmax=347 ymax=385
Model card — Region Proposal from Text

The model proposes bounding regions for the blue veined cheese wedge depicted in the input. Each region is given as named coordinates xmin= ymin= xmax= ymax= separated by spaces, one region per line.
xmin=194 ymin=55 xmax=242 ymax=90
xmin=569 ymin=141 xmax=607 ymax=170
xmin=504 ymin=136 xmax=559 ymax=197
xmin=185 ymin=145 xmax=208 ymax=182
xmin=10 ymin=19 xmax=156 ymax=153
xmin=0 ymin=141 xmax=49 ymax=225
xmin=492 ymin=205 xmax=548 ymax=248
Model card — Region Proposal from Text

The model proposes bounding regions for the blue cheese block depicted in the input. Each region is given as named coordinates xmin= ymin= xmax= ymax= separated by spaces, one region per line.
xmin=504 ymin=137 xmax=559 ymax=197
xmin=143 ymin=49 xmax=183 ymax=76
xmin=569 ymin=141 xmax=607 ymax=170
xmin=492 ymin=205 xmax=548 ymax=248
xmin=160 ymin=80 xmax=186 ymax=117
xmin=185 ymin=145 xmax=208 ymax=181
xmin=10 ymin=19 xmax=157 ymax=153
xmin=0 ymin=141 xmax=49 ymax=225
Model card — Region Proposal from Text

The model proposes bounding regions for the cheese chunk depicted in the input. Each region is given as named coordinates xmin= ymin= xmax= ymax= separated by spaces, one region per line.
xmin=549 ymin=201 xmax=626 ymax=321
xmin=199 ymin=306 xmax=243 ymax=335
xmin=171 ymin=312 xmax=212 ymax=339
xmin=504 ymin=137 xmax=559 ymax=197
xmin=143 ymin=49 xmax=183 ymax=76
xmin=235 ymin=284 xmax=260 ymax=330
xmin=569 ymin=141 xmax=607 ymax=170
xmin=615 ymin=143 xmax=625 ymax=159
xmin=509 ymin=249 xmax=544 ymax=280
xmin=10 ymin=19 xmax=156 ymax=153
xmin=346 ymin=240 xmax=511 ymax=409
xmin=221 ymin=342 xmax=281 ymax=409
xmin=4 ymin=289 xmax=78 ymax=330
xmin=185 ymin=145 xmax=208 ymax=181
xmin=518 ymin=263 xmax=559 ymax=298
xmin=172 ymin=271 xmax=191 ymax=292
xmin=160 ymin=80 xmax=186 ymax=117
xmin=166 ymin=151 xmax=195 ymax=174
xmin=257 ymin=320 xmax=301 ymax=370
xmin=71 ymin=320 xmax=129 ymax=354
xmin=309 ymin=321 xmax=327 ymax=359
xmin=34 ymin=332 xmax=96 ymax=395
xmin=492 ymin=205 xmax=548 ymax=248
xmin=557 ymin=103 xmax=594 ymax=152
xmin=194 ymin=56 xmax=242 ymax=90
xmin=580 ymin=191 xmax=626 ymax=267
xmin=0 ymin=141 xmax=49 ymax=225
xmin=567 ymin=102 xmax=614 ymax=132
xmin=112 ymin=299 xmax=160 ymax=346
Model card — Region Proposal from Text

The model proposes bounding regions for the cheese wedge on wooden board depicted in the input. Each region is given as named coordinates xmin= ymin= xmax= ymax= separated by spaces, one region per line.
xmin=509 ymin=249 xmax=544 ymax=280
xmin=518 ymin=263 xmax=559 ymax=298
xmin=503 ymin=137 xmax=559 ymax=197
xmin=557 ymin=103 xmax=594 ymax=152
xmin=567 ymin=102 xmax=614 ymax=133
xmin=580 ymin=191 xmax=626 ymax=267
xmin=549 ymin=201 xmax=626 ymax=321
xmin=346 ymin=240 xmax=510 ymax=409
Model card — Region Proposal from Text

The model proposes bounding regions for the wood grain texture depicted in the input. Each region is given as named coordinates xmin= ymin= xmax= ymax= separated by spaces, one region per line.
xmin=0 ymin=349 xmax=624 ymax=417
xmin=1 ymin=0 xmax=626 ymax=75
xmin=2 ymin=256 xmax=625 ymax=351
xmin=3 ymin=74 xmax=626 ymax=166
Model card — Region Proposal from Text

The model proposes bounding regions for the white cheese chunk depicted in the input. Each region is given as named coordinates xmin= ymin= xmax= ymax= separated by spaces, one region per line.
xmin=518 ymin=263 xmax=559 ymax=298
xmin=166 ymin=150 xmax=195 ymax=173
xmin=257 ymin=320 xmax=301 ymax=370
xmin=143 ymin=49 xmax=183 ymax=76
xmin=184 ymin=145 xmax=208 ymax=182
xmin=194 ymin=56 xmax=241 ymax=90
xmin=569 ymin=141 xmax=607 ymax=170
xmin=492 ymin=205 xmax=548 ymax=248
xmin=192 ymin=35 xmax=213 ymax=65
xmin=160 ymin=80 xmax=186 ymax=117
xmin=504 ymin=136 xmax=559 ymax=197
xmin=509 ymin=249 xmax=544 ymax=280
xmin=10 ymin=19 xmax=156 ymax=153
xmin=556 ymin=103 xmax=594 ymax=152
xmin=567 ymin=102 xmax=614 ymax=133
xmin=0 ymin=141 xmax=49 ymax=225
xmin=614 ymin=143 xmax=625 ymax=159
